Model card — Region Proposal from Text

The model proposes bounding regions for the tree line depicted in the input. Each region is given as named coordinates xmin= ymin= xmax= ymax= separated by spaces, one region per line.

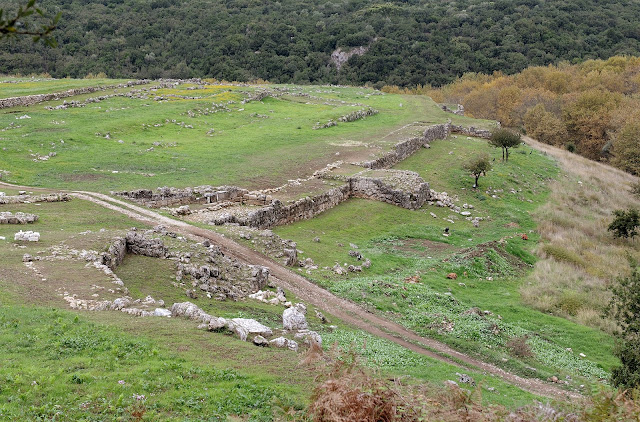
xmin=2 ymin=0 xmax=640 ymax=87
xmin=421 ymin=56 xmax=640 ymax=175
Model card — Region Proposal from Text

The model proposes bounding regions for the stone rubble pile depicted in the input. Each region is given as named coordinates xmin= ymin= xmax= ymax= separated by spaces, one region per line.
xmin=64 ymin=294 xmax=166 ymax=317
xmin=441 ymin=104 xmax=465 ymax=116
xmin=248 ymin=286 xmax=289 ymax=306
xmin=0 ymin=212 xmax=38 ymax=224
xmin=14 ymin=230 xmax=40 ymax=241
xmin=99 ymin=227 xmax=269 ymax=301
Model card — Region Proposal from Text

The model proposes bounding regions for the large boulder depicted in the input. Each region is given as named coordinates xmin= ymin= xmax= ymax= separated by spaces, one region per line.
xmin=170 ymin=301 xmax=212 ymax=323
xmin=228 ymin=318 xmax=273 ymax=341
xmin=283 ymin=304 xmax=308 ymax=330
xmin=125 ymin=230 xmax=168 ymax=258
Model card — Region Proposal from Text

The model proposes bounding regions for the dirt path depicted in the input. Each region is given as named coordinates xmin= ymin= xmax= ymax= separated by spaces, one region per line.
xmin=0 ymin=181 xmax=581 ymax=400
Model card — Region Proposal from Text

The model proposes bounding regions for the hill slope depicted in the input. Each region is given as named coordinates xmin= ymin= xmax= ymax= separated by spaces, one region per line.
xmin=3 ymin=0 xmax=640 ymax=86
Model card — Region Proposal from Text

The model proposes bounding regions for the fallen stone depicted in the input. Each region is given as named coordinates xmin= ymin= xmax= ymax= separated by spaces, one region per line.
xmin=253 ymin=335 xmax=269 ymax=347
xmin=207 ymin=317 xmax=227 ymax=331
xmin=14 ymin=230 xmax=40 ymax=242
xmin=170 ymin=301 xmax=212 ymax=323
xmin=332 ymin=263 xmax=346 ymax=275
xmin=154 ymin=308 xmax=172 ymax=317
xmin=270 ymin=336 xmax=299 ymax=352
xmin=294 ymin=330 xmax=322 ymax=346
xmin=228 ymin=318 xmax=273 ymax=339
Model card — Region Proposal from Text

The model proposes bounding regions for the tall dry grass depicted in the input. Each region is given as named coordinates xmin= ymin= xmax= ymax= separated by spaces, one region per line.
xmin=522 ymin=136 xmax=640 ymax=331
xmin=303 ymin=344 xmax=640 ymax=421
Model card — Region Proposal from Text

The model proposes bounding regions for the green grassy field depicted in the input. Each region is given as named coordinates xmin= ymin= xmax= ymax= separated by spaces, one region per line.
xmin=0 ymin=80 xmax=489 ymax=192
xmin=0 ymin=77 xmax=131 ymax=98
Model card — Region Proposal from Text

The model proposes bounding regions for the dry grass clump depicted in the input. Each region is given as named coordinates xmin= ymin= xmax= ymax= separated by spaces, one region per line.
xmin=303 ymin=344 xmax=640 ymax=421
xmin=307 ymin=347 xmax=418 ymax=422
xmin=506 ymin=336 xmax=535 ymax=358
xmin=523 ymin=137 xmax=640 ymax=331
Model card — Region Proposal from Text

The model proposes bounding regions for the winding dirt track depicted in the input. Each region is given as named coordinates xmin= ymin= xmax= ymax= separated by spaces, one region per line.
xmin=71 ymin=189 xmax=580 ymax=400
xmin=0 ymin=181 xmax=580 ymax=399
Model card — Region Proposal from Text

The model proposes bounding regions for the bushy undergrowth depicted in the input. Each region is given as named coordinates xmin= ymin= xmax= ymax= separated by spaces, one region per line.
xmin=329 ymin=273 xmax=608 ymax=381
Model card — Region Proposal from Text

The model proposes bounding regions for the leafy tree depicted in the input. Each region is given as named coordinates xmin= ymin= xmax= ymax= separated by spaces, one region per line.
xmin=0 ymin=0 xmax=59 ymax=46
xmin=608 ymin=209 xmax=640 ymax=239
xmin=605 ymin=268 xmax=640 ymax=388
xmin=524 ymin=104 xmax=568 ymax=146
xmin=463 ymin=154 xmax=492 ymax=188
xmin=612 ymin=123 xmax=640 ymax=176
xmin=489 ymin=128 xmax=521 ymax=161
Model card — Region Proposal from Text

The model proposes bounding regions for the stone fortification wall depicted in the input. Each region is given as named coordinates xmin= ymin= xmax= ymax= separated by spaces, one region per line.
xmin=0 ymin=192 xmax=71 ymax=204
xmin=359 ymin=122 xmax=450 ymax=169
xmin=349 ymin=172 xmax=431 ymax=210
xmin=0 ymin=80 xmax=148 ymax=109
xmin=220 ymin=185 xmax=352 ymax=229
xmin=113 ymin=185 xmax=272 ymax=208
xmin=450 ymin=124 xmax=494 ymax=139
xmin=213 ymin=171 xmax=430 ymax=229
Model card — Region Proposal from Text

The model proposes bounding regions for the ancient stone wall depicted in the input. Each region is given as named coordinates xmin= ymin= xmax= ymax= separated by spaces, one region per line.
xmin=113 ymin=185 xmax=272 ymax=208
xmin=214 ymin=171 xmax=430 ymax=229
xmin=0 ymin=81 xmax=148 ymax=109
xmin=349 ymin=173 xmax=431 ymax=210
xmin=233 ymin=184 xmax=352 ymax=229
xmin=0 ymin=193 xmax=71 ymax=204
xmin=441 ymin=104 xmax=465 ymax=116
xmin=359 ymin=122 xmax=450 ymax=169
xmin=450 ymin=124 xmax=494 ymax=139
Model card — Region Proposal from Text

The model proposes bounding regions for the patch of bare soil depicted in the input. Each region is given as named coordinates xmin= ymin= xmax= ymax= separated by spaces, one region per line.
xmin=392 ymin=238 xmax=454 ymax=258
xmin=61 ymin=173 xmax=108 ymax=182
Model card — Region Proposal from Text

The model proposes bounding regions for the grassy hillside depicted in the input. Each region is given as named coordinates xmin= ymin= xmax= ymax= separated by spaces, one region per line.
xmin=2 ymin=0 xmax=640 ymax=86
xmin=273 ymin=135 xmax=615 ymax=391
xmin=1 ymin=78 xmax=637 ymax=418
xmin=0 ymin=80 xmax=483 ymax=191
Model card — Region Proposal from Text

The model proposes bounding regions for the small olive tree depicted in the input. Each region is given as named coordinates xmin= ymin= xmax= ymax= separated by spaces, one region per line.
xmin=464 ymin=154 xmax=492 ymax=188
xmin=489 ymin=128 xmax=521 ymax=161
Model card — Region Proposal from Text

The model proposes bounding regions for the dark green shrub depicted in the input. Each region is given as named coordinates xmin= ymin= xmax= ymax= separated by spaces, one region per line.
xmin=608 ymin=208 xmax=640 ymax=239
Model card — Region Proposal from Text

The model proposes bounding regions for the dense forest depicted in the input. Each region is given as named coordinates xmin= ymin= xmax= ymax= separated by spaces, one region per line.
xmin=422 ymin=56 xmax=640 ymax=174
xmin=2 ymin=0 xmax=640 ymax=86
